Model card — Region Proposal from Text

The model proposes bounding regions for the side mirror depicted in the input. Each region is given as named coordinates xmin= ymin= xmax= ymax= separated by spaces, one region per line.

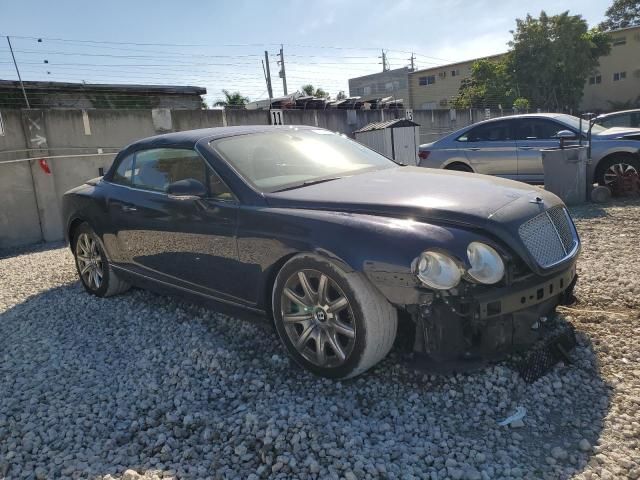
xmin=166 ymin=178 xmax=206 ymax=199
xmin=554 ymin=130 xmax=577 ymax=140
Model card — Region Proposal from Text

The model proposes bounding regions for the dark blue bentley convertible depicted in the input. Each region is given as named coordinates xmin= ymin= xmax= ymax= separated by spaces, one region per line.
xmin=63 ymin=126 xmax=580 ymax=378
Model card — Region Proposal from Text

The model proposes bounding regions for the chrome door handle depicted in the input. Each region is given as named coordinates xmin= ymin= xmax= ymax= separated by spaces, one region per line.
xmin=466 ymin=147 xmax=481 ymax=151
xmin=518 ymin=146 xmax=535 ymax=150
xmin=121 ymin=205 xmax=137 ymax=212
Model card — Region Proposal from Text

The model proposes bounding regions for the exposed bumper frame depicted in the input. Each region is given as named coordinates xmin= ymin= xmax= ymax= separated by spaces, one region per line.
xmin=473 ymin=263 xmax=577 ymax=320
xmin=411 ymin=263 xmax=578 ymax=364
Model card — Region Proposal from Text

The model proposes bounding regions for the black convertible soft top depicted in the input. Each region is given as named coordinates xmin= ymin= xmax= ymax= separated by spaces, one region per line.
xmin=107 ymin=125 xmax=319 ymax=180
xmin=122 ymin=125 xmax=318 ymax=152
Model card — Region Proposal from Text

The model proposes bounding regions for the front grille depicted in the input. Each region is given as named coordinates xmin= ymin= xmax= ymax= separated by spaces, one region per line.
xmin=518 ymin=207 xmax=578 ymax=268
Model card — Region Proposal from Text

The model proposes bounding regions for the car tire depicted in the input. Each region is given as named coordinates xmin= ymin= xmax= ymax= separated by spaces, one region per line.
xmin=595 ymin=154 xmax=640 ymax=190
xmin=72 ymin=222 xmax=130 ymax=297
xmin=445 ymin=162 xmax=473 ymax=172
xmin=272 ymin=253 xmax=397 ymax=379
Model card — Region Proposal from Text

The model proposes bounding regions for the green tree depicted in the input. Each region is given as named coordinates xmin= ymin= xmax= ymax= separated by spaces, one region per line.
xmin=301 ymin=84 xmax=329 ymax=98
xmin=513 ymin=97 xmax=530 ymax=111
xmin=599 ymin=0 xmax=640 ymax=30
xmin=451 ymin=59 xmax=516 ymax=109
xmin=509 ymin=11 xmax=611 ymax=111
xmin=336 ymin=91 xmax=347 ymax=100
xmin=213 ymin=89 xmax=249 ymax=107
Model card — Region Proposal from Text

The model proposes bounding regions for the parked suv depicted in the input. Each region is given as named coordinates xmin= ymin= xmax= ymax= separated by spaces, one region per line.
xmin=418 ymin=113 xmax=640 ymax=187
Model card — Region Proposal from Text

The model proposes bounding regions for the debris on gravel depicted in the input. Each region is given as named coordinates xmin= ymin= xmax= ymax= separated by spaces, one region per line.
xmin=1 ymin=200 xmax=639 ymax=479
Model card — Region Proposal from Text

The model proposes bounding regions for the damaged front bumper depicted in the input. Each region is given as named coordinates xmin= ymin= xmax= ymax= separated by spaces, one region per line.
xmin=409 ymin=262 xmax=578 ymax=364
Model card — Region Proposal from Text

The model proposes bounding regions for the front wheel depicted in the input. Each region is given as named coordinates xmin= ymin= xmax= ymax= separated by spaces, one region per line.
xmin=272 ymin=254 xmax=397 ymax=379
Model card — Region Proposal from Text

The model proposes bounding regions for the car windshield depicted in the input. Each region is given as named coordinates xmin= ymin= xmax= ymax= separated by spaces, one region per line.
xmin=555 ymin=114 xmax=607 ymax=134
xmin=210 ymin=129 xmax=396 ymax=192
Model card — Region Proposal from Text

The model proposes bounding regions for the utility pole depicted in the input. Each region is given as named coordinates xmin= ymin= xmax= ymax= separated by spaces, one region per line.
xmin=409 ymin=52 xmax=415 ymax=71
xmin=380 ymin=49 xmax=389 ymax=72
xmin=278 ymin=45 xmax=288 ymax=96
xmin=6 ymin=36 xmax=30 ymax=108
xmin=263 ymin=51 xmax=273 ymax=101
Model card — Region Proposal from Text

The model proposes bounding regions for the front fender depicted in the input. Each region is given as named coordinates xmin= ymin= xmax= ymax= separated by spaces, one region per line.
xmin=237 ymin=206 xmax=498 ymax=308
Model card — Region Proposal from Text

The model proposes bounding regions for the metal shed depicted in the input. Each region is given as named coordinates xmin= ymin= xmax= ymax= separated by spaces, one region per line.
xmin=353 ymin=118 xmax=421 ymax=165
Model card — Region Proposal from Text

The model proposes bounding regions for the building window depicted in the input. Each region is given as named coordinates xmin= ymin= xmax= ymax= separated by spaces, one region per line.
xmin=612 ymin=37 xmax=627 ymax=46
xmin=451 ymin=69 xmax=460 ymax=77
xmin=419 ymin=75 xmax=436 ymax=86
xmin=589 ymin=75 xmax=602 ymax=85
xmin=613 ymin=71 xmax=627 ymax=81
xmin=438 ymin=71 xmax=447 ymax=79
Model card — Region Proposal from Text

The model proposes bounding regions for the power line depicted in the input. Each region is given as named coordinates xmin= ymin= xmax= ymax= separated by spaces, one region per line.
xmin=0 ymin=34 xmax=457 ymax=101
xmin=2 ymin=34 xmax=455 ymax=63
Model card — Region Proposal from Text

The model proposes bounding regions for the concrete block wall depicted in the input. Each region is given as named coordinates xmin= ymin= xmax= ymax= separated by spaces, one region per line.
xmin=0 ymin=106 xmax=500 ymax=248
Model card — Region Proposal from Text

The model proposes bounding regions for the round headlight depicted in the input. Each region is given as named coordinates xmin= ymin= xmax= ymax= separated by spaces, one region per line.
xmin=466 ymin=242 xmax=505 ymax=284
xmin=416 ymin=251 xmax=462 ymax=290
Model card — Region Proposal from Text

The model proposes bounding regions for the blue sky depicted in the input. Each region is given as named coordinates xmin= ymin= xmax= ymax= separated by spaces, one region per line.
xmin=0 ymin=0 xmax=609 ymax=104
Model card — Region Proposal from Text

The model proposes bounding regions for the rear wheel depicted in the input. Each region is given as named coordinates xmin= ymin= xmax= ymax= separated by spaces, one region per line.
xmin=596 ymin=155 xmax=640 ymax=194
xmin=445 ymin=162 xmax=473 ymax=172
xmin=272 ymin=254 xmax=397 ymax=379
xmin=72 ymin=223 xmax=130 ymax=297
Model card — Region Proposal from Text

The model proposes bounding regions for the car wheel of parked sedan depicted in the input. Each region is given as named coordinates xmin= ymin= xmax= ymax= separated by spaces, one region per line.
xmin=596 ymin=155 xmax=640 ymax=191
xmin=445 ymin=162 xmax=473 ymax=172
xmin=272 ymin=254 xmax=397 ymax=379
xmin=72 ymin=223 xmax=130 ymax=297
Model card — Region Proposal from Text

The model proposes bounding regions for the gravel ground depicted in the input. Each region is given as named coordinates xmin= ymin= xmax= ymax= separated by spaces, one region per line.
xmin=1 ymin=200 xmax=639 ymax=480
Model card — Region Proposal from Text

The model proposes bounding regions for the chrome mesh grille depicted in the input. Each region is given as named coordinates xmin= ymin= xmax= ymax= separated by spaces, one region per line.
xmin=519 ymin=207 xmax=577 ymax=268
xmin=547 ymin=206 xmax=574 ymax=250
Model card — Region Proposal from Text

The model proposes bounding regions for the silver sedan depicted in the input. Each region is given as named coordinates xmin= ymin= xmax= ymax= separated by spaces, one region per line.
xmin=418 ymin=113 xmax=640 ymax=186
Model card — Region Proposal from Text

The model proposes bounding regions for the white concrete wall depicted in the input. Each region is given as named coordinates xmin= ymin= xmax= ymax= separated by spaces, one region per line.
xmin=0 ymin=107 xmax=502 ymax=248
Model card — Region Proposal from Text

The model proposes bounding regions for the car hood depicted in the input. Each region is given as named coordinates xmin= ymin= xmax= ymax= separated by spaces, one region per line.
xmin=265 ymin=167 xmax=560 ymax=229
xmin=595 ymin=127 xmax=640 ymax=141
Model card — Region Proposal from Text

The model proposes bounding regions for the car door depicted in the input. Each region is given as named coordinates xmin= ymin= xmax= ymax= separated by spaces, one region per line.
xmin=514 ymin=118 xmax=574 ymax=183
xmin=107 ymin=147 xmax=244 ymax=302
xmin=457 ymin=120 xmax=518 ymax=179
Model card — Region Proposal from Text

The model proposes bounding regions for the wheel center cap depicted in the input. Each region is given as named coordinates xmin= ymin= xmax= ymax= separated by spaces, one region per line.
xmin=313 ymin=308 xmax=327 ymax=323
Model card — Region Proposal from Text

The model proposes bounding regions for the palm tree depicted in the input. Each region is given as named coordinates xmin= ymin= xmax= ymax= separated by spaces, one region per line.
xmin=301 ymin=84 xmax=329 ymax=99
xmin=214 ymin=89 xmax=249 ymax=107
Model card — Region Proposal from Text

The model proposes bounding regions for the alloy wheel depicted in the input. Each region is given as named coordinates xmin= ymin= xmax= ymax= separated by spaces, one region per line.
xmin=603 ymin=162 xmax=638 ymax=187
xmin=76 ymin=233 xmax=104 ymax=290
xmin=280 ymin=269 xmax=356 ymax=368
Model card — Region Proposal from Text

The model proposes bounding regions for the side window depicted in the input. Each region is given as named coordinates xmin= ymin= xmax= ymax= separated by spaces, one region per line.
xmin=133 ymin=148 xmax=208 ymax=192
xmin=631 ymin=113 xmax=640 ymax=128
xmin=601 ymin=114 xmax=631 ymax=129
xmin=461 ymin=121 xmax=512 ymax=142
xmin=131 ymin=148 xmax=235 ymax=201
xmin=515 ymin=119 xmax=563 ymax=140
xmin=208 ymin=170 xmax=235 ymax=201
xmin=112 ymin=154 xmax=134 ymax=185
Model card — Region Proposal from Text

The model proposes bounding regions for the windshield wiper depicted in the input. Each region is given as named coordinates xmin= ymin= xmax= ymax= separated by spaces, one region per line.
xmin=272 ymin=176 xmax=343 ymax=192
